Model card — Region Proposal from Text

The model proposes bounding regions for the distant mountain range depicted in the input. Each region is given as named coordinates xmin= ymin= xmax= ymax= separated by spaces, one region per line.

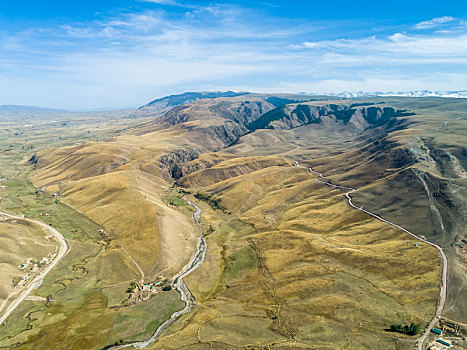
xmin=306 ymin=90 xmax=467 ymax=99
xmin=2 ymin=90 xmax=465 ymax=119
xmin=0 ymin=105 xmax=72 ymax=115
xmin=139 ymin=91 xmax=249 ymax=111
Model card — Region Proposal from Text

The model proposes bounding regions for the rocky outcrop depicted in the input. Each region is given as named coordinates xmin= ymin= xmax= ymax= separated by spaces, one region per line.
xmin=159 ymin=121 xmax=248 ymax=179
xmin=156 ymin=105 xmax=192 ymax=125
xmin=429 ymin=148 xmax=467 ymax=178
xmin=178 ymin=156 xmax=289 ymax=189
xmin=247 ymin=104 xmax=413 ymax=132
xmin=156 ymin=99 xmax=275 ymax=128
xmin=209 ymin=100 xmax=275 ymax=126
xmin=29 ymin=153 xmax=39 ymax=165
xmin=159 ymin=149 xmax=201 ymax=179
xmin=202 ymin=122 xmax=248 ymax=149
xmin=92 ymin=158 xmax=128 ymax=175
xmin=179 ymin=154 xmax=236 ymax=178
xmin=153 ymin=97 xmax=275 ymax=179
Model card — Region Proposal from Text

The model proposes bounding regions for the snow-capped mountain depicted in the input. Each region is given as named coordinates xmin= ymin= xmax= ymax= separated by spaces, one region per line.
xmin=307 ymin=90 xmax=467 ymax=99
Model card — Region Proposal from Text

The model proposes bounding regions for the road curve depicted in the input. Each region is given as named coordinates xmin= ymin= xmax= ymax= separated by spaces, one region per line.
xmin=111 ymin=200 xmax=207 ymax=350
xmin=294 ymin=162 xmax=447 ymax=350
xmin=0 ymin=211 xmax=69 ymax=325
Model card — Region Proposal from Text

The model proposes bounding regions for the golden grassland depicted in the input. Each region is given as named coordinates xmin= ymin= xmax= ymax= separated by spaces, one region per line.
xmin=29 ymin=127 xmax=197 ymax=277
xmin=179 ymin=155 xmax=289 ymax=189
xmin=294 ymin=102 xmax=467 ymax=323
xmin=148 ymin=161 xmax=440 ymax=349
xmin=1 ymin=96 xmax=464 ymax=349
xmin=220 ymin=98 xmax=467 ymax=324
xmin=0 ymin=118 xmax=196 ymax=349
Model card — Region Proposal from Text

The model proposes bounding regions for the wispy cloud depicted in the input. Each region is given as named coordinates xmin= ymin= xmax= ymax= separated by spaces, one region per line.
xmin=139 ymin=0 xmax=182 ymax=6
xmin=139 ymin=0 xmax=199 ymax=9
xmin=0 ymin=5 xmax=466 ymax=109
xmin=414 ymin=16 xmax=456 ymax=29
xmin=299 ymin=32 xmax=467 ymax=58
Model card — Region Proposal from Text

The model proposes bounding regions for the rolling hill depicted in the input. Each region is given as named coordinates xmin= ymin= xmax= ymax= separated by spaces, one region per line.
xmin=0 ymin=92 xmax=465 ymax=350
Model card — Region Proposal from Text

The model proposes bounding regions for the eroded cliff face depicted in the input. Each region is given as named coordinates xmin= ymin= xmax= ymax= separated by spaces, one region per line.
xmin=156 ymin=98 xmax=274 ymax=127
xmin=248 ymin=104 xmax=412 ymax=131
xmin=208 ymin=100 xmax=275 ymax=126
xmin=156 ymin=102 xmax=413 ymax=181
xmin=157 ymin=121 xmax=249 ymax=179
xmin=159 ymin=149 xmax=201 ymax=179
xmin=154 ymin=99 xmax=275 ymax=178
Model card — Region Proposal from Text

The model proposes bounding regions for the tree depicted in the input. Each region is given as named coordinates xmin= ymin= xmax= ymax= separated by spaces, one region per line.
xmin=389 ymin=323 xmax=420 ymax=335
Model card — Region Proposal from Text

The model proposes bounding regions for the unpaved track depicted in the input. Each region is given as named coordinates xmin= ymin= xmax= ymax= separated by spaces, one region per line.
xmin=111 ymin=200 xmax=206 ymax=349
xmin=294 ymin=163 xmax=447 ymax=350
xmin=0 ymin=211 xmax=69 ymax=325
xmin=113 ymin=235 xmax=145 ymax=283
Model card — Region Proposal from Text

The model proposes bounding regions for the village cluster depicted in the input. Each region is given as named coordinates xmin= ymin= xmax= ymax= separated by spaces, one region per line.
xmin=427 ymin=318 xmax=463 ymax=349
xmin=122 ymin=278 xmax=170 ymax=306
xmin=14 ymin=252 xmax=56 ymax=288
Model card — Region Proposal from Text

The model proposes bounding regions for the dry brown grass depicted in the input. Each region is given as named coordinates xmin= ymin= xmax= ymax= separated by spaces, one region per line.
xmin=180 ymin=155 xmax=289 ymax=189
xmin=149 ymin=162 xmax=439 ymax=349
xmin=29 ymin=127 xmax=199 ymax=278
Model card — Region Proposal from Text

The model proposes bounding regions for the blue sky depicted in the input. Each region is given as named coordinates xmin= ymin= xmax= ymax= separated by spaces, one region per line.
xmin=0 ymin=1 xmax=466 ymax=109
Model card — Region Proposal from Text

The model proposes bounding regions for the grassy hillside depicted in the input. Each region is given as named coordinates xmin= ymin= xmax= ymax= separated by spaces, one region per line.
xmin=0 ymin=94 xmax=465 ymax=349
xmin=148 ymin=163 xmax=439 ymax=349
xmin=0 ymin=111 xmax=195 ymax=348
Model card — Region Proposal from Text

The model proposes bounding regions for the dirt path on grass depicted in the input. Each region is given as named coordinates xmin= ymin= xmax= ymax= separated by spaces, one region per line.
xmin=293 ymin=162 xmax=447 ymax=350
xmin=110 ymin=200 xmax=207 ymax=349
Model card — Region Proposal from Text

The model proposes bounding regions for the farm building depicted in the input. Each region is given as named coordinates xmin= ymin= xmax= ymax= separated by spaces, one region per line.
xmin=436 ymin=339 xmax=451 ymax=347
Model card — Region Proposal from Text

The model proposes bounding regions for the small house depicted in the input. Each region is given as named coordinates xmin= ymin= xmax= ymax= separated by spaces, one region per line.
xmin=436 ymin=339 xmax=450 ymax=347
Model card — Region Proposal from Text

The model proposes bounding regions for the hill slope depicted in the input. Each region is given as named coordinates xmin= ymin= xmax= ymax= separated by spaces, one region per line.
xmin=139 ymin=91 xmax=249 ymax=112
xmin=1 ymin=94 xmax=465 ymax=350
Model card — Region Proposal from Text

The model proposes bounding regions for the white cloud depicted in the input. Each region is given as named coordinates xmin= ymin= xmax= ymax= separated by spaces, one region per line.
xmin=414 ymin=16 xmax=456 ymax=29
xmin=302 ymin=41 xmax=319 ymax=48
xmin=300 ymin=32 xmax=467 ymax=58
xmin=139 ymin=0 xmax=199 ymax=9
xmin=0 ymin=6 xmax=466 ymax=109
xmin=140 ymin=0 xmax=179 ymax=5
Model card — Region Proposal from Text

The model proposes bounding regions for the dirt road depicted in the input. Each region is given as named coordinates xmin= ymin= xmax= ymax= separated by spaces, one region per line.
xmin=295 ymin=163 xmax=447 ymax=350
xmin=0 ymin=211 xmax=69 ymax=325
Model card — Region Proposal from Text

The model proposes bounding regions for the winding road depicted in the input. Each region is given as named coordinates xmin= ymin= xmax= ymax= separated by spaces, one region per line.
xmin=293 ymin=162 xmax=447 ymax=350
xmin=0 ymin=211 xmax=69 ymax=326
xmin=112 ymin=200 xmax=207 ymax=349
